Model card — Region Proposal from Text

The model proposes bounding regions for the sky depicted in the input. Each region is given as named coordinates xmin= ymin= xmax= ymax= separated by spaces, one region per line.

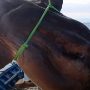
xmin=61 ymin=0 xmax=90 ymax=23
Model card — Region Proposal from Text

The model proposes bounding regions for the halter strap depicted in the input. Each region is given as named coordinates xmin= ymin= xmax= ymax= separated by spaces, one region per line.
xmin=14 ymin=0 xmax=60 ymax=60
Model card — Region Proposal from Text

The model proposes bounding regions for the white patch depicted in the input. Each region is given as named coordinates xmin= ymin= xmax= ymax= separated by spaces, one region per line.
xmin=26 ymin=0 xmax=41 ymax=3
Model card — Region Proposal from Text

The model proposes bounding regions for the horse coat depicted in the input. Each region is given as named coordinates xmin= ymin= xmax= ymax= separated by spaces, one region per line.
xmin=0 ymin=0 xmax=90 ymax=90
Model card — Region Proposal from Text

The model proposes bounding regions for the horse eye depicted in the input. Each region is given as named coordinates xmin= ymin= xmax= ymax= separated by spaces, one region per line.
xmin=79 ymin=54 xmax=86 ymax=60
xmin=62 ymin=50 xmax=86 ymax=61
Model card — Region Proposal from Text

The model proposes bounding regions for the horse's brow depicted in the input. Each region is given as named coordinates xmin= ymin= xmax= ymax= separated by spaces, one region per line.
xmin=1 ymin=3 xmax=25 ymax=18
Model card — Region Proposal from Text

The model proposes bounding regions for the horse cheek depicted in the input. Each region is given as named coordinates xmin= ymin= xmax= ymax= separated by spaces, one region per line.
xmin=0 ymin=43 xmax=13 ymax=68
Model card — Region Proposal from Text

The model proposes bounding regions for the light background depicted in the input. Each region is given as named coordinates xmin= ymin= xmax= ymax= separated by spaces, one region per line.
xmin=61 ymin=0 xmax=90 ymax=23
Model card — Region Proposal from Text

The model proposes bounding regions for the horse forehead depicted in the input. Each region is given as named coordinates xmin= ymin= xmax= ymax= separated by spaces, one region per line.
xmin=0 ymin=0 xmax=26 ymax=18
xmin=41 ymin=0 xmax=63 ymax=10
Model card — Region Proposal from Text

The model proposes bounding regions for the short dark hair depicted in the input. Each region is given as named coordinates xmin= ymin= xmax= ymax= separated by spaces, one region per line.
xmin=41 ymin=0 xmax=63 ymax=11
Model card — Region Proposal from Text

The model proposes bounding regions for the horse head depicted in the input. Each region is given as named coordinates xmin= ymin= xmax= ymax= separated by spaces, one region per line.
xmin=0 ymin=0 xmax=90 ymax=90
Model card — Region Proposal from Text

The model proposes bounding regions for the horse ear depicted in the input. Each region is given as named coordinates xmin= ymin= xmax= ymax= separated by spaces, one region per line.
xmin=41 ymin=0 xmax=63 ymax=11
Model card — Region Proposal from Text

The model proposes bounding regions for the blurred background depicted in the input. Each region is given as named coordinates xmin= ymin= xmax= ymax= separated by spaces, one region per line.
xmin=61 ymin=0 xmax=90 ymax=28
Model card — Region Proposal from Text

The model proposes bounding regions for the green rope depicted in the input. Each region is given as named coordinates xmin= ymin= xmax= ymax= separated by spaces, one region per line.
xmin=25 ymin=5 xmax=50 ymax=44
xmin=14 ymin=0 xmax=60 ymax=60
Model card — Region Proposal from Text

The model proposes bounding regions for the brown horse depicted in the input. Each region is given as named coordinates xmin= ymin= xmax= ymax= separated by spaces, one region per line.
xmin=0 ymin=0 xmax=90 ymax=90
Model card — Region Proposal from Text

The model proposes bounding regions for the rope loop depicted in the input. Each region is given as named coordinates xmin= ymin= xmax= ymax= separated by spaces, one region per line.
xmin=14 ymin=0 xmax=60 ymax=61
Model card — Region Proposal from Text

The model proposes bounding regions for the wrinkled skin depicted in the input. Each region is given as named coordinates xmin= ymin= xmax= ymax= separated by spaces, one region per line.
xmin=0 ymin=0 xmax=90 ymax=90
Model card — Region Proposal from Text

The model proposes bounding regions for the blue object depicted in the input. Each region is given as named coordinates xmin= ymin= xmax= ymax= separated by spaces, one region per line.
xmin=0 ymin=62 xmax=24 ymax=90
